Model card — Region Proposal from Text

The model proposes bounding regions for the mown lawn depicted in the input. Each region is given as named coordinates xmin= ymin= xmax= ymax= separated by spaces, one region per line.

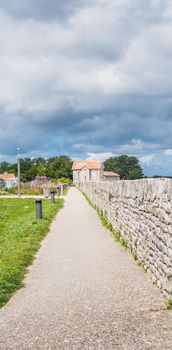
xmin=0 ymin=198 xmax=63 ymax=308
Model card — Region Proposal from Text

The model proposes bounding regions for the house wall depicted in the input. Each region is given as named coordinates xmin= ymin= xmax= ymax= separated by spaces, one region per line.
xmin=73 ymin=171 xmax=80 ymax=183
xmin=103 ymin=176 xmax=120 ymax=181
xmin=5 ymin=179 xmax=16 ymax=188
xmin=78 ymin=179 xmax=172 ymax=298
xmin=73 ymin=167 xmax=103 ymax=183
xmin=80 ymin=167 xmax=90 ymax=182
xmin=90 ymin=169 xmax=101 ymax=181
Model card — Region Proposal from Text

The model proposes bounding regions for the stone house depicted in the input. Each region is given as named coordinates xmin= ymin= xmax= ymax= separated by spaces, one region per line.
xmin=72 ymin=160 xmax=103 ymax=183
xmin=72 ymin=160 xmax=120 ymax=183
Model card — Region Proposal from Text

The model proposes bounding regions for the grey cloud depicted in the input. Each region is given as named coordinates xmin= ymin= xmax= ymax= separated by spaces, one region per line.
xmin=0 ymin=0 xmax=172 ymax=175
xmin=0 ymin=0 xmax=95 ymax=21
xmin=1 ymin=93 xmax=172 ymax=157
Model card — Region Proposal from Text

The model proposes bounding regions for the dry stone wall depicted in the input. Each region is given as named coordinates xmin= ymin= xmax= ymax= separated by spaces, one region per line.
xmin=79 ymin=179 xmax=172 ymax=298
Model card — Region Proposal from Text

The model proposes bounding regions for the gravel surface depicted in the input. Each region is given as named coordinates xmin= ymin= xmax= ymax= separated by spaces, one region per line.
xmin=0 ymin=187 xmax=172 ymax=349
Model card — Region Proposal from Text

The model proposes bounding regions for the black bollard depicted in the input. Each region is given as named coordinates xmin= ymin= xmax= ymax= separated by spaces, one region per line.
xmin=36 ymin=199 xmax=42 ymax=219
xmin=50 ymin=190 xmax=55 ymax=204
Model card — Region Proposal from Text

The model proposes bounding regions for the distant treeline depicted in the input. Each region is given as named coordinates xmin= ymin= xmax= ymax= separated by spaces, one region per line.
xmin=146 ymin=176 xmax=172 ymax=179
xmin=0 ymin=156 xmax=73 ymax=182
xmin=2 ymin=154 xmax=168 ymax=182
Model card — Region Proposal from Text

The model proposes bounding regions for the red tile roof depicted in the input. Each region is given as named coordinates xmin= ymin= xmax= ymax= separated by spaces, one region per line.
xmin=72 ymin=160 xmax=102 ymax=170
xmin=0 ymin=173 xmax=15 ymax=180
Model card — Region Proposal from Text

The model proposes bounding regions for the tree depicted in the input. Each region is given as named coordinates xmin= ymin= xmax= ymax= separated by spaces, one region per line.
xmin=8 ymin=158 xmax=36 ymax=182
xmin=35 ymin=158 xmax=47 ymax=177
xmin=104 ymin=155 xmax=143 ymax=179
xmin=20 ymin=158 xmax=35 ymax=182
xmin=47 ymin=156 xmax=72 ymax=179
xmin=0 ymin=156 xmax=73 ymax=182
xmin=0 ymin=161 xmax=10 ymax=173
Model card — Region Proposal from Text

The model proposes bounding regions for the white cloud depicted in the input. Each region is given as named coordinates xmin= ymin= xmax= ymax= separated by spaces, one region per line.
xmin=139 ymin=155 xmax=155 ymax=166
xmin=164 ymin=149 xmax=172 ymax=156
xmin=87 ymin=152 xmax=113 ymax=161
xmin=1 ymin=0 xmax=172 ymax=115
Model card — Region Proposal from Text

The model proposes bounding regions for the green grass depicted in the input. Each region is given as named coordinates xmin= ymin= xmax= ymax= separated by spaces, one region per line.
xmin=167 ymin=300 xmax=172 ymax=310
xmin=0 ymin=198 xmax=64 ymax=308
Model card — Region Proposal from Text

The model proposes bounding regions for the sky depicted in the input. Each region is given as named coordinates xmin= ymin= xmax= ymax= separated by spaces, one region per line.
xmin=0 ymin=0 xmax=172 ymax=175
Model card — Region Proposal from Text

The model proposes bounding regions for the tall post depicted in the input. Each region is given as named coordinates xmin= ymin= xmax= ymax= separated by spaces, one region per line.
xmin=17 ymin=146 xmax=21 ymax=198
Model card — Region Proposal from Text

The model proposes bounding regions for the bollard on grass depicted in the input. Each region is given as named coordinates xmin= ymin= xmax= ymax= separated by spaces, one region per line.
xmin=36 ymin=199 xmax=42 ymax=219
xmin=50 ymin=190 xmax=55 ymax=204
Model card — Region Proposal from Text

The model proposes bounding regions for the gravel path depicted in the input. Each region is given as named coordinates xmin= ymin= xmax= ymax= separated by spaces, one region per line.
xmin=0 ymin=187 xmax=172 ymax=350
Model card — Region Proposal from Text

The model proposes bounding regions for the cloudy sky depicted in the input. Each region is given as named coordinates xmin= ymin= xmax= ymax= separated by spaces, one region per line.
xmin=0 ymin=0 xmax=172 ymax=175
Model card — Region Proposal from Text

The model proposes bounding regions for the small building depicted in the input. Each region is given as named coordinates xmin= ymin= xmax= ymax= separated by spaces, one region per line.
xmin=103 ymin=171 xmax=120 ymax=181
xmin=0 ymin=173 xmax=17 ymax=188
xmin=72 ymin=160 xmax=120 ymax=183
xmin=72 ymin=160 xmax=103 ymax=183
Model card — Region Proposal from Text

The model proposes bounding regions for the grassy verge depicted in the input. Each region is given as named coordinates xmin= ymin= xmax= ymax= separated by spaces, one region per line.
xmin=81 ymin=191 xmax=148 ymax=264
xmin=167 ymin=300 xmax=172 ymax=310
xmin=0 ymin=198 xmax=63 ymax=308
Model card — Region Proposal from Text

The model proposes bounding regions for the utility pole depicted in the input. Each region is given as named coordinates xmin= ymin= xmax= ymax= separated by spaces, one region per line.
xmin=17 ymin=146 xmax=21 ymax=198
